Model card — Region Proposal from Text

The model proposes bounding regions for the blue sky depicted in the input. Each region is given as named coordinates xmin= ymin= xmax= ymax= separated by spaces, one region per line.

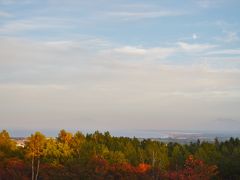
xmin=0 ymin=0 xmax=240 ymax=135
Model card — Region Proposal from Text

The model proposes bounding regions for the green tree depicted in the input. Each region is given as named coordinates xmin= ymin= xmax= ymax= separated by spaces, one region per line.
xmin=70 ymin=131 xmax=85 ymax=160
xmin=170 ymin=145 xmax=186 ymax=170
xmin=195 ymin=142 xmax=221 ymax=165
xmin=104 ymin=151 xmax=127 ymax=164
xmin=144 ymin=141 xmax=169 ymax=171
xmin=43 ymin=138 xmax=62 ymax=164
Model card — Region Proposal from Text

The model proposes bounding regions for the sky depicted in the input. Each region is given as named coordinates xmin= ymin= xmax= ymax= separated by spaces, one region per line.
xmin=0 ymin=0 xmax=240 ymax=136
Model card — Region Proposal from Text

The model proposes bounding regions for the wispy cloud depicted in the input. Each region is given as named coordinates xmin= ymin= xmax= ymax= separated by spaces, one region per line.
xmin=215 ymin=31 xmax=239 ymax=43
xmin=0 ymin=10 xmax=12 ymax=17
xmin=104 ymin=10 xmax=185 ymax=20
xmin=196 ymin=0 xmax=225 ymax=8
xmin=177 ymin=42 xmax=216 ymax=52
xmin=1 ymin=37 xmax=240 ymax=130
xmin=0 ymin=17 xmax=72 ymax=33
xmin=0 ymin=20 xmax=46 ymax=33
xmin=213 ymin=20 xmax=240 ymax=43
xmin=0 ymin=0 xmax=31 ymax=4
xmin=112 ymin=46 xmax=147 ymax=55
xmin=216 ymin=118 xmax=240 ymax=124
xmin=103 ymin=41 xmax=217 ymax=60
xmin=45 ymin=38 xmax=111 ymax=50
xmin=0 ymin=0 xmax=240 ymax=131
xmin=109 ymin=46 xmax=176 ymax=59
xmin=206 ymin=49 xmax=240 ymax=55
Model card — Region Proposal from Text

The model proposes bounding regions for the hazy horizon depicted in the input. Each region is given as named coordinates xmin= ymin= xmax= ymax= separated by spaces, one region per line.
xmin=5 ymin=128 xmax=240 ymax=138
xmin=1 ymin=0 xmax=240 ymax=133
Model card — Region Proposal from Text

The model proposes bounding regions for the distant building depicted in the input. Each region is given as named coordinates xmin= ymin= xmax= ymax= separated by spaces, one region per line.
xmin=11 ymin=138 xmax=27 ymax=148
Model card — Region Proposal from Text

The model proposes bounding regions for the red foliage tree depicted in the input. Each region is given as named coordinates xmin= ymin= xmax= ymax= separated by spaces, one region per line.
xmin=2 ymin=158 xmax=29 ymax=180
xmin=136 ymin=163 xmax=151 ymax=173
xmin=166 ymin=155 xmax=218 ymax=180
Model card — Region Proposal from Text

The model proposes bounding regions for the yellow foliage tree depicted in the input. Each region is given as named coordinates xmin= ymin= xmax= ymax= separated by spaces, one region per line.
xmin=25 ymin=132 xmax=46 ymax=180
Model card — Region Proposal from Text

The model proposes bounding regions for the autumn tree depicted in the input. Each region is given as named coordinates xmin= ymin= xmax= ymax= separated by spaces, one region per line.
xmin=167 ymin=155 xmax=218 ymax=180
xmin=57 ymin=129 xmax=73 ymax=144
xmin=0 ymin=130 xmax=16 ymax=154
xmin=25 ymin=132 xmax=46 ymax=180
xmin=70 ymin=131 xmax=85 ymax=160
xmin=43 ymin=138 xmax=62 ymax=164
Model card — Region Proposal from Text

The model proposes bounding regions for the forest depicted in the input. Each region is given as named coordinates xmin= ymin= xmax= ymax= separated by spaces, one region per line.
xmin=0 ymin=129 xmax=240 ymax=180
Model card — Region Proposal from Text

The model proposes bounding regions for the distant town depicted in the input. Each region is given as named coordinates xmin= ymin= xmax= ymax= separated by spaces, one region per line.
xmin=11 ymin=130 xmax=240 ymax=147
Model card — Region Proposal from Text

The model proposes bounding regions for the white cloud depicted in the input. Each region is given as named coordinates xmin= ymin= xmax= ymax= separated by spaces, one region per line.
xmin=1 ymin=37 xmax=240 ymax=131
xmin=0 ymin=0 xmax=31 ymax=4
xmin=0 ymin=10 xmax=12 ymax=17
xmin=110 ymin=46 xmax=176 ymax=59
xmin=100 ymin=42 xmax=218 ymax=62
xmin=215 ymin=31 xmax=239 ymax=43
xmin=196 ymin=0 xmax=225 ymax=8
xmin=0 ymin=20 xmax=48 ymax=33
xmin=177 ymin=42 xmax=216 ymax=52
xmin=104 ymin=10 xmax=185 ymax=20
xmin=0 ymin=17 xmax=72 ymax=33
xmin=113 ymin=46 xmax=147 ymax=55
xmin=206 ymin=49 xmax=240 ymax=55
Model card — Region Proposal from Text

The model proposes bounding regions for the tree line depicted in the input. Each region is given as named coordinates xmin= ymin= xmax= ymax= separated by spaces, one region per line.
xmin=0 ymin=129 xmax=240 ymax=179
